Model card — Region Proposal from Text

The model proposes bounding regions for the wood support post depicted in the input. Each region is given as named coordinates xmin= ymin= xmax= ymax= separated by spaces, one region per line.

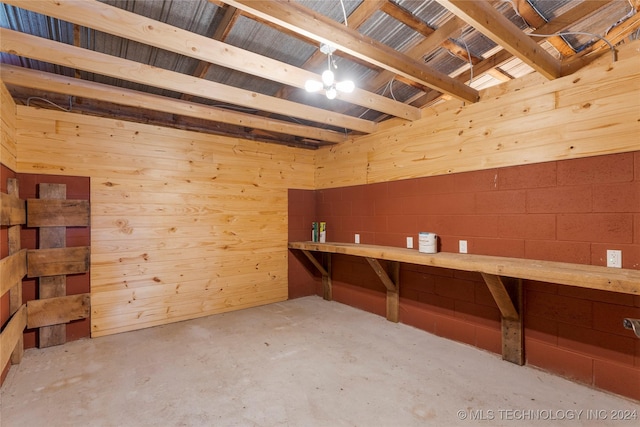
xmin=365 ymin=258 xmax=400 ymax=322
xmin=482 ymin=273 xmax=524 ymax=365
xmin=38 ymin=183 xmax=67 ymax=348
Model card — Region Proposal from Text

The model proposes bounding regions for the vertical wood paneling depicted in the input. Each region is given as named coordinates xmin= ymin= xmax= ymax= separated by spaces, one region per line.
xmin=15 ymin=107 xmax=314 ymax=337
xmin=315 ymin=45 xmax=640 ymax=189
xmin=0 ymin=82 xmax=17 ymax=171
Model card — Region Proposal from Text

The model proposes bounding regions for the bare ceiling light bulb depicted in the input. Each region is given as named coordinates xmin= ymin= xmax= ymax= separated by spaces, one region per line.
xmin=335 ymin=80 xmax=354 ymax=93
xmin=304 ymin=80 xmax=323 ymax=92
xmin=321 ymin=69 xmax=335 ymax=86
xmin=325 ymin=87 xmax=337 ymax=100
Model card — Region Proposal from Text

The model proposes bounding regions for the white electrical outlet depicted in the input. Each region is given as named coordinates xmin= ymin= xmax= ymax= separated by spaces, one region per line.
xmin=607 ymin=250 xmax=622 ymax=268
xmin=406 ymin=237 xmax=413 ymax=249
xmin=459 ymin=240 xmax=468 ymax=254
xmin=355 ymin=234 xmax=360 ymax=244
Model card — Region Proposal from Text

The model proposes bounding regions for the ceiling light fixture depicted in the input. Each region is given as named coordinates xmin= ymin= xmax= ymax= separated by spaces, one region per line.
xmin=305 ymin=43 xmax=354 ymax=100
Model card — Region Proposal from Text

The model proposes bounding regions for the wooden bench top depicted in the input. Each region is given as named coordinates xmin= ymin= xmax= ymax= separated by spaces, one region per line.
xmin=288 ymin=241 xmax=640 ymax=296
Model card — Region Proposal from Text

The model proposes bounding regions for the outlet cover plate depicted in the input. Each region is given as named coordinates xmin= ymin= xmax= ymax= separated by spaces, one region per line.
xmin=607 ymin=250 xmax=622 ymax=268
xmin=406 ymin=237 xmax=413 ymax=249
xmin=459 ymin=240 xmax=468 ymax=254
xmin=355 ymin=234 xmax=360 ymax=244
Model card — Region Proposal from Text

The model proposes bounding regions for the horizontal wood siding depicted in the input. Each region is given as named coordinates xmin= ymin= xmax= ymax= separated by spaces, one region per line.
xmin=14 ymin=107 xmax=315 ymax=337
xmin=0 ymin=82 xmax=17 ymax=171
xmin=316 ymin=44 xmax=640 ymax=188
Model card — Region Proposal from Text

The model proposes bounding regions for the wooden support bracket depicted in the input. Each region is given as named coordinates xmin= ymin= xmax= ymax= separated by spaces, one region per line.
xmin=481 ymin=273 xmax=524 ymax=365
xmin=301 ymin=249 xmax=332 ymax=301
xmin=366 ymin=258 xmax=400 ymax=323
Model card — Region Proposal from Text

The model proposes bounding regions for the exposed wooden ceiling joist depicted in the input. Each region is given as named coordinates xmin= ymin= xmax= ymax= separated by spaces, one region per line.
xmin=1 ymin=64 xmax=346 ymax=145
xmin=435 ymin=0 xmax=562 ymax=79
xmin=512 ymin=0 xmax=576 ymax=58
xmin=411 ymin=0 xmax=622 ymax=108
xmin=1 ymin=0 xmax=634 ymax=147
xmin=219 ymin=0 xmax=480 ymax=103
xmin=0 ymin=28 xmax=376 ymax=134
xmin=380 ymin=0 xmax=436 ymax=37
xmin=370 ymin=15 xmax=466 ymax=94
xmin=4 ymin=0 xmax=419 ymax=122
xmin=185 ymin=3 xmax=240 ymax=98
xmin=561 ymin=9 xmax=640 ymax=75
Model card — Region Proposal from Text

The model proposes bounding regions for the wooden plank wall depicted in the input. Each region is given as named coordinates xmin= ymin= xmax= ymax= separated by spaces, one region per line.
xmin=0 ymin=82 xmax=17 ymax=171
xmin=13 ymin=107 xmax=315 ymax=337
xmin=0 ymin=178 xmax=27 ymax=375
xmin=316 ymin=42 xmax=640 ymax=189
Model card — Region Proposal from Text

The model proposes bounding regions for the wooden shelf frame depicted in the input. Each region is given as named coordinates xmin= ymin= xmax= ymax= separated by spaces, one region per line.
xmin=289 ymin=241 xmax=640 ymax=365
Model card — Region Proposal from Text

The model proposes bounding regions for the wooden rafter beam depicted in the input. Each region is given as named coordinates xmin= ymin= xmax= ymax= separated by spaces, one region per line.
xmin=380 ymin=0 xmax=435 ymax=37
xmin=1 ymin=65 xmax=347 ymax=144
xmin=436 ymin=0 xmax=561 ymax=79
xmin=412 ymin=0 xmax=617 ymax=108
xmin=185 ymin=4 xmax=240 ymax=101
xmin=540 ymin=0 xmax=614 ymax=35
xmin=0 ymin=28 xmax=377 ymax=134
xmin=366 ymin=16 xmax=466 ymax=96
xmin=561 ymin=9 xmax=640 ymax=75
xmin=4 ymin=0 xmax=418 ymax=122
xmin=513 ymin=0 xmax=576 ymax=58
xmin=73 ymin=24 xmax=82 ymax=78
xmin=220 ymin=0 xmax=479 ymax=103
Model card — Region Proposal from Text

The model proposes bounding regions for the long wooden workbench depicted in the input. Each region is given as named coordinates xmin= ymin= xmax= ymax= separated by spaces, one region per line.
xmin=288 ymin=241 xmax=640 ymax=365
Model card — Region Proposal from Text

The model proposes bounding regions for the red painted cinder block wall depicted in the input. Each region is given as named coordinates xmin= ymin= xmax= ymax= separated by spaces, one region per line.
xmin=288 ymin=189 xmax=321 ymax=298
xmin=288 ymin=152 xmax=640 ymax=401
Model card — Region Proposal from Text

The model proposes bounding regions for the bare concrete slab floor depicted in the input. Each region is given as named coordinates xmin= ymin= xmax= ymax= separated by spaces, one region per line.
xmin=2 ymin=296 xmax=639 ymax=426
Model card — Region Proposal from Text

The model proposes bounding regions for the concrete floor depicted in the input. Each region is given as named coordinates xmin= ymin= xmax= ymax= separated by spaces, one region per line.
xmin=1 ymin=296 xmax=638 ymax=427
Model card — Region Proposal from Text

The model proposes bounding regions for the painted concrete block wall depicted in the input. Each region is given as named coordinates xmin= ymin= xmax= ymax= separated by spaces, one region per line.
xmin=316 ymin=153 xmax=640 ymax=267
xmin=288 ymin=189 xmax=320 ymax=299
xmin=289 ymin=152 xmax=640 ymax=401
